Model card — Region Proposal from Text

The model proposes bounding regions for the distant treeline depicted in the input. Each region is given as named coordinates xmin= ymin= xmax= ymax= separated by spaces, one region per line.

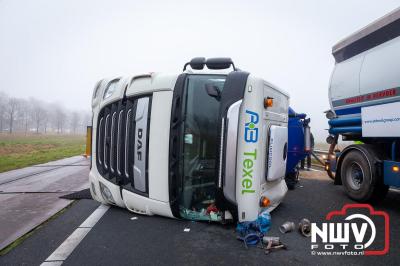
xmin=0 ymin=91 xmax=91 ymax=134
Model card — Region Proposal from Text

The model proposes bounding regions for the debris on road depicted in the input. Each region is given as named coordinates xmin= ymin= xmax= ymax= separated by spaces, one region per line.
xmin=263 ymin=240 xmax=288 ymax=255
xmin=130 ymin=217 xmax=138 ymax=221
xmin=298 ymin=218 xmax=311 ymax=237
xmin=279 ymin=221 xmax=295 ymax=233
xmin=236 ymin=210 xmax=271 ymax=247
xmin=183 ymin=228 xmax=190 ymax=232
xmin=262 ymin=236 xmax=280 ymax=245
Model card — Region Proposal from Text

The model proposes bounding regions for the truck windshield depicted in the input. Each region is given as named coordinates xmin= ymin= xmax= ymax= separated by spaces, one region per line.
xmin=179 ymin=74 xmax=226 ymax=221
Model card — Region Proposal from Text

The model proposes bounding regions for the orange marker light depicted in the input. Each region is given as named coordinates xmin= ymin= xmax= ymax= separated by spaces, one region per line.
xmin=260 ymin=196 xmax=271 ymax=207
xmin=264 ymin=98 xmax=273 ymax=108
xmin=392 ymin=166 xmax=399 ymax=172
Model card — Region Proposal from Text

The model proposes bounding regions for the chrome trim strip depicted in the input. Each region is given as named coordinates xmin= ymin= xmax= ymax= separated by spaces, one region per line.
xmin=110 ymin=112 xmax=116 ymax=173
xmin=124 ymin=109 xmax=132 ymax=178
xmin=97 ymin=117 xmax=103 ymax=165
xmin=133 ymin=97 xmax=149 ymax=192
xmin=117 ymin=110 xmax=123 ymax=175
xmin=104 ymin=114 xmax=110 ymax=169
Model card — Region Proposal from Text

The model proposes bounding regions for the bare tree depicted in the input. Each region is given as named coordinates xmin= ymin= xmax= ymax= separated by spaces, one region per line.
xmin=54 ymin=106 xmax=67 ymax=134
xmin=31 ymin=99 xmax=46 ymax=133
xmin=43 ymin=110 xmax=49 ymax=133
xmin=6 ymin=97 xmax=20 ymax=134
xmin=18 ymin=99 xmax=31 ymax=134
xmin=0 ymin=92 xmax=8 ymax=132
xmin=0 ymin=91 xmax=86 ymax=134
xmin=70 ymin=111 xmax=80 ymax=134
xmin=81 ymin=111 xmax=92 ymax=134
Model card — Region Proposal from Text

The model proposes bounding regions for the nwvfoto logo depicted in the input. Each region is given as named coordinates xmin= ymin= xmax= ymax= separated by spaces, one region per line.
xmin=244 ymin=110 xmax=259 ymax=143
xmin=310 ymin=204 xmax=390 ymax=256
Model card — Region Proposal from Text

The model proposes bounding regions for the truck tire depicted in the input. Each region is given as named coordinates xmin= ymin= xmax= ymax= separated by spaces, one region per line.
xmin=340 ymin=148 xmax=388 ymax=202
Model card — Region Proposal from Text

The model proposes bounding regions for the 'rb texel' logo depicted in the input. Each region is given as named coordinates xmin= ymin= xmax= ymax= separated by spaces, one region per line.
xmin=244 ymin=110 xmax=259 ymax=143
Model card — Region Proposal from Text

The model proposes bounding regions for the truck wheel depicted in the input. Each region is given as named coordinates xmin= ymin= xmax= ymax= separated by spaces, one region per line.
xmin=340 ymin=149 xmax=388 ymax=202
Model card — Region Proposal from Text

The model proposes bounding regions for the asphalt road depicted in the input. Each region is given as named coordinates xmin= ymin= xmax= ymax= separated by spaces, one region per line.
xmin=0 ymin=170 xmax=399 ymax=266
xmin=0 ymin=156 xmax=89 ymax=250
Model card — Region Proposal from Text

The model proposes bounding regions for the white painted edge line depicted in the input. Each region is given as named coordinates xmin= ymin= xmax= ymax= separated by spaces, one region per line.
xmin=41 ymin=204 xmax=110 ymax=265
xmin=389 ymin=187 xmax=400 ymax=193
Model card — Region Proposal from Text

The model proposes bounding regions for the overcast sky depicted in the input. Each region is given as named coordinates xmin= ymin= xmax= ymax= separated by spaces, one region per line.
xmin=0 ymin=0 xmax=399 ymax=141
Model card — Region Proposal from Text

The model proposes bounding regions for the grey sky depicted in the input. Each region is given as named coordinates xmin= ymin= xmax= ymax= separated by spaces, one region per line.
xmin=0 ymin=0 xmax=399 ymax=141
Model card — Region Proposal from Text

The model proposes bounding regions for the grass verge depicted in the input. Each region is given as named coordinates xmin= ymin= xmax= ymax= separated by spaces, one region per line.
xmin=0 ymin=134 xmax=86 ymax=173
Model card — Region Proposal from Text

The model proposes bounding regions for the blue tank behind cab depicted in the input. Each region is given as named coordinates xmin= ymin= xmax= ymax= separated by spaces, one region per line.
xmin=286 ymin=107 xmax=311 ymax=177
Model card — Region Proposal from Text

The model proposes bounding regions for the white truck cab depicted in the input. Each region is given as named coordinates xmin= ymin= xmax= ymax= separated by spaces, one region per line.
xmin=89 ymin=58 xmax=289 ymax=222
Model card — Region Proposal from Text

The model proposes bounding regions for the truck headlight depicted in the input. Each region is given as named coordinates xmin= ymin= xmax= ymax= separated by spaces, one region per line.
xmin=99 ymin=182 xmax=115 ymax=204
xmin=103 ymin=80 xmax=118 ymax=99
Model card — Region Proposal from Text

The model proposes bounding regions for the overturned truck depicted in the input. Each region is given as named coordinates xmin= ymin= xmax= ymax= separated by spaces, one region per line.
xmin=89 ymin=58 xmax=292 ymax=223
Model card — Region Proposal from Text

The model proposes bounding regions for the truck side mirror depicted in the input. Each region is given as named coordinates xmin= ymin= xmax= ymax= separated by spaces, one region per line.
xmin=205 ymin=84 xmax=221 ymax=101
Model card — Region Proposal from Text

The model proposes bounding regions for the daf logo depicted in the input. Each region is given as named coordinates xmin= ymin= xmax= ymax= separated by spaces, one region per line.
xmin=137 ymin=128 xmax=143 ymax=160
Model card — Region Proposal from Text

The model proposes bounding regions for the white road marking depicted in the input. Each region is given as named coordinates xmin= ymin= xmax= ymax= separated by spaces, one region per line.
xmin=41 ymin=204 xmax=110 ymax=265
xmin=390 ymin=188 xmax=400 ymax=193
xmin=41 ymin=262 xmax=63 ymax=266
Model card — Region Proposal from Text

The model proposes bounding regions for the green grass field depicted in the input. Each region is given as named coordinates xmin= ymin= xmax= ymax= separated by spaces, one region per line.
xmin=0 ymin=134 xmax=86 ymax=173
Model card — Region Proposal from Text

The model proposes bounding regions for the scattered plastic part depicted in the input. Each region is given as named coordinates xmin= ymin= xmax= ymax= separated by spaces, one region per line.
xmin=264 ymin=242 xmax=287 ymax=255
xmin=259 ymin=237 xmax=287 ymax=255
xmin=237 ymin=233 xmax=261 ymax=248
xmin=262 ymin=236 xmax=280 ymax=245
xmin=183 ymin=228 xmax=190 ymax=232
xmin=223 ymin=210 xmax=233 ymax=222
xmin=179 ymin=207 xmax=222 ymax=222
xmin=298 ymin=218 xmax=311 ymax=237
xmin=130 ymin=217 xmax=138 ymax=220
xmin=236 ymin=210 xmax=271 ymax=248
xmin=210 ymin=212 xmax=219 ymax=221
xmin=206 ymin=203 xmax=219 ymax=214
xmin=279 ymin=221 xmax=295 ymax=233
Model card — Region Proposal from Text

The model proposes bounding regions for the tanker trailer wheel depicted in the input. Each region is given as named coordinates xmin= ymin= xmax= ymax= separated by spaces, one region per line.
xmin=340 ymin=148 xmax=388 ymax=202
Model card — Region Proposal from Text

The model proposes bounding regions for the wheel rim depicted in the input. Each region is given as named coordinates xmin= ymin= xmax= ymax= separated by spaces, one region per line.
xmin=345 ymin=162 xmax=364 ymax=190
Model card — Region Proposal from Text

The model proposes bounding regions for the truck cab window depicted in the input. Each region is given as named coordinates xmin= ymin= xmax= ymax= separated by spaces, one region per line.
xmin=179 ymin=75 xmax=226 ymax=220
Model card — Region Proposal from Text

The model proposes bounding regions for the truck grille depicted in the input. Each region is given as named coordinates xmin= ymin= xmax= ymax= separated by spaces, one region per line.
xmin=96 ymin=95 xmax=151 ymax=195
